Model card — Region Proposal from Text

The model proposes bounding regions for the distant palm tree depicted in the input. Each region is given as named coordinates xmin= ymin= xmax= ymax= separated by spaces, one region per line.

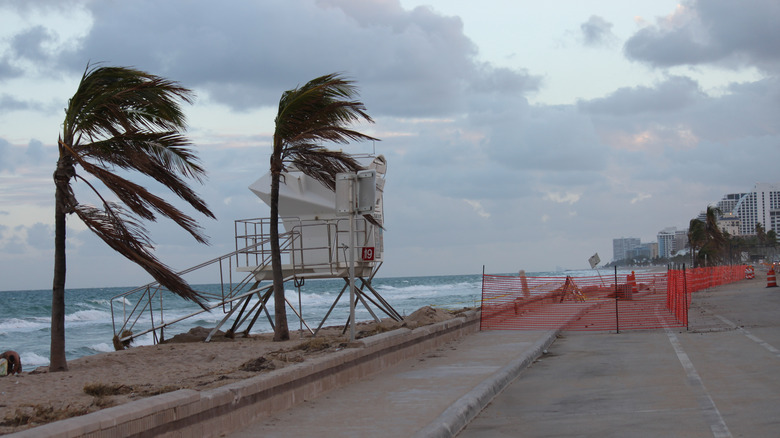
xmin=756 ymin=222 xmax=767 ymax=244
xmin=689 ymin=206 xmax=726 ymax=267
xmin=688 ymin=218 xmax=706 ymax=267
xmin=269 ymin=73 xmax=378 ymax=341
xmin=703 ymin=205 xmax=725 ymax=265
xmin=52 ymin=64 xmax=215 ymax=371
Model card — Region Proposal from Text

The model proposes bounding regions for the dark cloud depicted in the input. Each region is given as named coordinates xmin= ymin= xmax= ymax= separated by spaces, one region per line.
xmin=25 ymin=139 xmax=47 ymax=164
xmin=0 ymin=137 xmax=55 ymax=172
xmin=0 ymin=138 xmax=10 ymax=172
xmin=10 ymin=26 xmax=57 ymax=62
xmin=483 ymin=104 xmax=607 ymax=172
xmin=0 ymin=60 xmax=23 ymax=80
xmin=26 ymin=222 xmax=53 ymax=250
xmin=578 ymin=76 xmax=703 ymax=116
xmin=1 ymin=0 xmax=537 ymax=116
xmin=580 ymin=15 xmax=615 ymax=47
xmin=625 ymin=0 xmax=780 ymax=72
xmin=0 ymin=94 xmax=40 ymax=111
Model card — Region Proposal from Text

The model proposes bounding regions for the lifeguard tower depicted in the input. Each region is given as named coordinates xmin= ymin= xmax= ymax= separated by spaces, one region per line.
xmin=110 ymin=154 xmax=400 ymax=346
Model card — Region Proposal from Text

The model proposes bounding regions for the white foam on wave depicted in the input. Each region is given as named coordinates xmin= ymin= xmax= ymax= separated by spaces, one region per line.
xmin=89 ymin=342 xmax=114 ymax=353
xmin=0 ymin=317 xmax=50 ymax=331
xmin=375 ymin=281 xmax=480 ymax=297
xmin=23 ymin=352 xmax=50 ymax=368
xmin=65 ymin=309 xmax=111 ymax=323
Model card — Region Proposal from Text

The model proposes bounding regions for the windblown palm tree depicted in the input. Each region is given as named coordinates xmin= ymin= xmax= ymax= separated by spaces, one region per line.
xmin=52 ymin=64 xmax=215 ymax=371
xmin=689 ymin=206 xmax=726 ymax=267
xmin=270 ymin=73 xmax=378 ymax=341
xmin=703 ymin=206 xmax=725 ymax=263
xmin=688 ymin=218 xmax=706 ymax=267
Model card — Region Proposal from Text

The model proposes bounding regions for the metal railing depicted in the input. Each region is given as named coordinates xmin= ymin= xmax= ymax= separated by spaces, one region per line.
xmin=234 ymin=216 xmax=376 ymax=276
xmin=110 ymin=216 xmax=378 ymax=348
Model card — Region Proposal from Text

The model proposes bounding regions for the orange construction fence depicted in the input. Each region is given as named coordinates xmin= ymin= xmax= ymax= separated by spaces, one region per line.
xmin=480 ymin=266 xmax=747 ymax=332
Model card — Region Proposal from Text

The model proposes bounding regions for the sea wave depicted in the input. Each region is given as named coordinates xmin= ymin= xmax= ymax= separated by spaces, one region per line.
xmin=89 ymin=342 xmax=114 ymax=353
xmin=0 ymin=317 xmax=50 ymax=331
xmin=65 ymin=309 xmax=112 ymax=323
xmin=22 ymin=352 xmax=50 ymax=368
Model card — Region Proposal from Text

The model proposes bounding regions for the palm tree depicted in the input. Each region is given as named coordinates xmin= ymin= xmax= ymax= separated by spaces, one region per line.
xmin=688 ymin=218 xmax=706 ymax=267
xmin=52 ymin=64 xmax=215 ymax=371
xmin=703 ymin=205 xmax=725 ymax=265
xmin=269 ymin=73 xmax=378 ymax=341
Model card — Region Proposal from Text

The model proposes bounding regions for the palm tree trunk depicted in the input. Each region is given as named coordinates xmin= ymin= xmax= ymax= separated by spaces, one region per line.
xmin=270 ymin=156 xmax=289 ymax=341
xmin=50 ymin=175 xmax=69 ymax=371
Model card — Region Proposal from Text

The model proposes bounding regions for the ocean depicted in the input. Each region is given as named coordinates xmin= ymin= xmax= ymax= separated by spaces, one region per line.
xmin=0 ymin=269 xmax=624 ymax=369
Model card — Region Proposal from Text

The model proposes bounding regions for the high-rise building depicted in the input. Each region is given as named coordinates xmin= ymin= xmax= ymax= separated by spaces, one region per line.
xmin=717 ymin=183 xmax=780 ymax=235
xmin=613 ymin=237 xmax=640 ymax=262
xmin=657 ymin=227 xmax=688 ymax=258
xmin=717 ymin=213 xmax=740 ymax=237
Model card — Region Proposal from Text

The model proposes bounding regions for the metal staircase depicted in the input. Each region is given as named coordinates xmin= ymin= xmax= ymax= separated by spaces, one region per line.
xmin=110 ymin=216 xmax=401 ymax=349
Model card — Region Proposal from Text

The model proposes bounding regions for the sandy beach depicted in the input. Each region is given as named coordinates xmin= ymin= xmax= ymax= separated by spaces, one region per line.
xmin=0 ymin=306 xmax=461 ymax=435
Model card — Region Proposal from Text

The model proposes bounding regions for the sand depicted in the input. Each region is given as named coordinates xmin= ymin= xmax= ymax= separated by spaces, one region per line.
xmin=0 ymin=306 xmax=460 ymax=435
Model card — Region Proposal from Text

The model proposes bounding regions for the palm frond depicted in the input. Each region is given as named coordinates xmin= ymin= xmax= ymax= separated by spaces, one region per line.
xmin=64 ymin=64 xmax=193 ymax=148
xmin=77 ymin=161 xmax=210 ymax=244
xmin=288 ymin=145 xmax=362 ymax=190
xmin=275 ymin=73 xmax=378 ymax=150
xmin=80 ymin=135 xmax=214 ymax=219
xmin=84 ymin=132 xmax=206 ymax=183
xmin=56 ymin=63 xmax=214 ymax=305
xmin=73 ymin=203 xmax=207 ymax=308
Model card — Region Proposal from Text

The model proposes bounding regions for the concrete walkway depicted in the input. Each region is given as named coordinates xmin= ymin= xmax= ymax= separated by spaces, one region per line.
xmin=229 ymin=329 xmax=559 ymax=438
xmin=230 ymin=274 xmax=779 ymax=438
xmin=460 ymin=275 xmax=780 ymax=437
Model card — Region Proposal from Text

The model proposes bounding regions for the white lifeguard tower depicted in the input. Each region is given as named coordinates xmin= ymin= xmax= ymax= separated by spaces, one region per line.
xmin=110 ymin=154 xmax=399 ymax=346
xmin=227 ymin=154 xmax=400 ymax=335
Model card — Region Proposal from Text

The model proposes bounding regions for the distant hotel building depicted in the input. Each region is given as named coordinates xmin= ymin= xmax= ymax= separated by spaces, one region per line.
xmin=613 ymin=237 xmax=640 ymax=261
xmin=717 ymin=182 xmax=780 ymax=235
xmin=657 ymin=227 xmax=688 ymax=258
xmin=613 ymin=238 xmax=657 ymax=261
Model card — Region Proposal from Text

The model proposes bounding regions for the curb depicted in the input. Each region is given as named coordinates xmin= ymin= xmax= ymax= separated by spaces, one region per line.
xmin=8 ymin=312 xmax=480 ymax=438
xmin=412 ymin=329 xmax=559 ymax=438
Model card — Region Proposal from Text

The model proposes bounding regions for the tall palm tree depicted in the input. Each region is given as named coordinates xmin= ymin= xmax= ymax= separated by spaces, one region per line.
xmin=270 ymin=73 xmax=378 ymax=341
xmin=52 ymin=64 xmax=215 ymax=371
xmin=703 ymin=205 xmax=725 ymax=265
xmin=688 ymin=218 xmax=706 ymax=267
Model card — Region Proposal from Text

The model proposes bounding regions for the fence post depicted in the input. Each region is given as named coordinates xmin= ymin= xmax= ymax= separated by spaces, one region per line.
xmin=614 ymin=266 xmax=620 ymax=334
xmin=683 ymin=264 xmax=689 ymax=330
xmin=479 ymin=265 xmax=485 ymax=331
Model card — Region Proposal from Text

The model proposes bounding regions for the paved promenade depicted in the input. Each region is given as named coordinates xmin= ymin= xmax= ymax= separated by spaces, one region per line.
xmin=231 ymin=274 xmax=779 ymax=437
xmin=461 ymin=274 xmax=780 ymax=437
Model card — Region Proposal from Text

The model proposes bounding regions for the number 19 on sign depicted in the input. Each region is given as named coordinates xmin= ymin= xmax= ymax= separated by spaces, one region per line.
xmin=361 ymin=247 xmax=375 ymax=261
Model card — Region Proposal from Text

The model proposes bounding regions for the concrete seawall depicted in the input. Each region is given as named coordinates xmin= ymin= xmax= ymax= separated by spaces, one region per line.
xmin=11 ymin=311 xmax=479 ymax=438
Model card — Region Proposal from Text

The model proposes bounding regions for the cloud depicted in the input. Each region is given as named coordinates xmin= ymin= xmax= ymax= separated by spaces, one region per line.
xmin=0 ymin=0 xmax=537 ymax=117
xmin=544 ymin=191 xmax=581 ymax=205
xmin=578 ymin=76 xmax=703 ymax=116
xmin=580 ymin=15 xmax=616 ymax=47
xmin=25 ymin=222 xmax=53 ymax=250
xmin=0 ymin=94 xmax=41 ymax=111
xmin=9 ymin=25 xmax=57 ymax=63
xmin=630 ymin=193 xmax=652 ymax=204
xmin=463 ymin=199 xmax=490 ymax=218
xmin=624 ymin=0 xmax=780 ymax=73
xmin=1 ymin=0 xmax=780 ymax=287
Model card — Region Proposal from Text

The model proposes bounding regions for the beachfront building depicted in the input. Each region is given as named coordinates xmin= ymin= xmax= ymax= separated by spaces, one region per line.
xmin=717 ymin=213 xmax=740 ymax=237
xmin=716 ymin=183 xmax=780 ymax=236
xmin=658 ymin=227 xmax=688 ymax=258
xmin=613 ymin=237 xmax=641 ymax=262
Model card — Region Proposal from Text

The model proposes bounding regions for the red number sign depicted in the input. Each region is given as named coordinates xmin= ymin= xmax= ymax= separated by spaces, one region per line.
xmin=361 ymin=247 xmax=375 ymax=261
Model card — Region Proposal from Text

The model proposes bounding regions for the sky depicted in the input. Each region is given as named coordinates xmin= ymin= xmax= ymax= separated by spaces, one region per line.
xmin=1 ymin=0 xmax=779 ymax=291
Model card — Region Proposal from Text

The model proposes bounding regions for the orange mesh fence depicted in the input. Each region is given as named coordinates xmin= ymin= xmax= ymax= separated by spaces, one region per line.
xmin=480 ymin=266 xmax=747 ymax=331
